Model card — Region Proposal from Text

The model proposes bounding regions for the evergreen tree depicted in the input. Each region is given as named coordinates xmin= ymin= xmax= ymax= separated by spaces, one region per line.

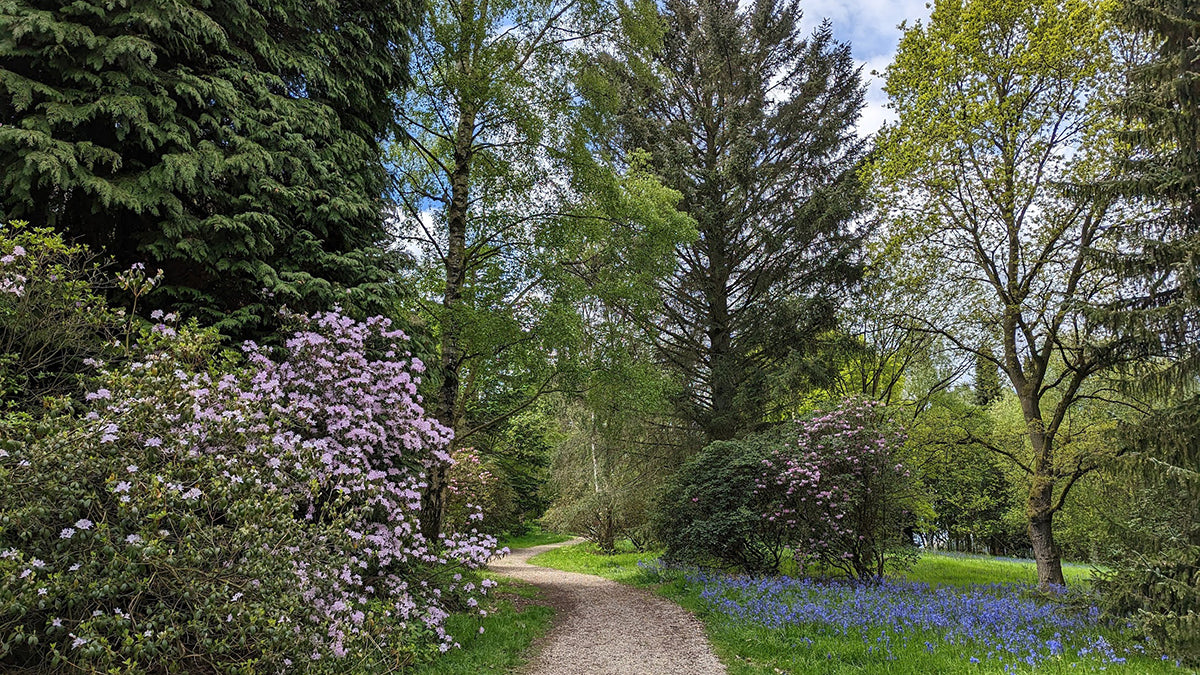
xmin=1098 ymin=0 xmax=1200 ymax=661
xmin=595 ymin=0 xmax=868 ymax=442
xmin=0 ymin=0 xmax=418 ymax=335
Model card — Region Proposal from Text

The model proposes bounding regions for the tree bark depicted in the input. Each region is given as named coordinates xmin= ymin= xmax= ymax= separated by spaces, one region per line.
xmin=1028 ymin=490 xmax=1065 ymax=588
xmin=1024 ymin=410 xmax=1066 ymax=588
xmin=420 ymin=104 xmax=476 ymax=542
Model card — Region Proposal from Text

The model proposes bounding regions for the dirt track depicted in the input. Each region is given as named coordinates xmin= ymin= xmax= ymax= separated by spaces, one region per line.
xmin=487 ymin=539 xmax=726 ymax=675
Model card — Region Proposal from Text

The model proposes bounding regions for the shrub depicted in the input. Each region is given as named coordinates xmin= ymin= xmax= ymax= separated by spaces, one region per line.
xmin=754 ymin=399 xmax=917 ymax=579
xmin=657 ymin=399 xmax=917 ymax=578
xmin=0 ymin=222 xmax=118 ymax=412
xmin=655 ymin=427 xmax=792 ymax=573
xmin=0 ymin=308 xmax=497 ymax=672
xmin=445 ymin=447 xmax=502 ymax=533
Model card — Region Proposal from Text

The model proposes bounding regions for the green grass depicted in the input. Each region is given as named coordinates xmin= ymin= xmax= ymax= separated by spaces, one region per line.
xmin=410 ymin=577 xmax=553 ymax=675
xmin=527 ymin=539 xmax=659 ymax=583
xmin=905 ymin=551 xmax=1095 ymax=587
xmin=497 ymin=527 xmax=573 ymax=551
xmin=530 ymin=542 xmax=1192 ymax=675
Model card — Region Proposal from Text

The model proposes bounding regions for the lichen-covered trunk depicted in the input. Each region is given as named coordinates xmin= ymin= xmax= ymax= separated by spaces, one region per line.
xmin=420 ymin=106 xmax=475 ymax=543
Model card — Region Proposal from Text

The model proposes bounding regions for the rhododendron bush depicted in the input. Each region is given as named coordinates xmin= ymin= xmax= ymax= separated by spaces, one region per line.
xmin=657 ymin=399 xmax=916 ymax=578
xmin=753 ymin=399 xmax=917 ymax=579
xmin=0 ymin=307 xmax=497 ymax=671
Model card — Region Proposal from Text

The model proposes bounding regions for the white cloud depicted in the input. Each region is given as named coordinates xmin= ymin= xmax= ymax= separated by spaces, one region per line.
xmin=797 ymin=0 xmax=930 ymax=138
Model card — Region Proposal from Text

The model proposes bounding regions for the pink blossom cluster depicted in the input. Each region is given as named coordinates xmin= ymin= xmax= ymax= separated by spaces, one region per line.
xmin=13 ymin=310 xmax=498 ymax=664
xmin=753 ymin=399 xmax=911 ymax=578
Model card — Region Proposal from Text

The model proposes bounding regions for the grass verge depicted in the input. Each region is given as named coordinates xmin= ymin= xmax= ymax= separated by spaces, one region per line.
xmin=498 ymin=527 xmax=573 ymax=551
xmin=529 ymin=542 xmax=1191 ymax=675
xmin=410 ymin=577 xmax=553 ymax=675
xmin=905 ymin=550 xmax=1094 ymax=587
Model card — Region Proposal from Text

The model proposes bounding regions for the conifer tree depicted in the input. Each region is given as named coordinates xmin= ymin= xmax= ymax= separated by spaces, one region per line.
xmin=1098 ymin=0 xmax=1200 ymax=660
xmin=594 ymin=0 xmax=868 ymax=442
xmin=0 ymin=0 xmax=418 ymax=335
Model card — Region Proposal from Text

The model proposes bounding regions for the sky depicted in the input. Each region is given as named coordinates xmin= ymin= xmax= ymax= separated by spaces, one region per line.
xmin=797 ymin=0 xmax=931 ymax=137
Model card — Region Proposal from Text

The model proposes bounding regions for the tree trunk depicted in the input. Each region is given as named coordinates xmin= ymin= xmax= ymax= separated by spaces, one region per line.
xmin=1028 ymin=494 xmax=1065 ymax=588
xmin=705 ymin=220 xmax=736 ymax=443
xmin=1027 ymin=438 xmax=1066 ymax=588
xmin=1013 ymin=372 xmax=1067 ymax=588
xmin=420 ymin=105 xmax=476 ymax=543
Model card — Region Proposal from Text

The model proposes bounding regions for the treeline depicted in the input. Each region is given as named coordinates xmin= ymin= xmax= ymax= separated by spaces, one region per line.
xmin=1 ymin=0 xmax=1197 ymax=669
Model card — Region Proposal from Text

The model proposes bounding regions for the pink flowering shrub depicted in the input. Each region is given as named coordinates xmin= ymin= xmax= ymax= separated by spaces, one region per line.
xmin=445 ymin=448 xmax=501 ymax=533
xmin=754 ymin=399 xmax=917 ymax=579
xmin=657 ymin=399 xmax=916 ymax=578
xmin=0 ymin=309 xmax=497 ymax=671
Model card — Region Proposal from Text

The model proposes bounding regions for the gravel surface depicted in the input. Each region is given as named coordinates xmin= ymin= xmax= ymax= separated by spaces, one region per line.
xmin=488 ymin=539 xmax=727 ymax=675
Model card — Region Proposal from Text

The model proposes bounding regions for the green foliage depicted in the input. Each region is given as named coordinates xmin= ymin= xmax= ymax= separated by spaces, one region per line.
xmin=410 ymin=578 xmax=554 ymax=675
xmin=0 ymin=0 xmax=417 ymax=336
xmin=592 ymin=0 xmax=869 ymax=441
xmin=543 ymin=349 xmax=691 ymax=554
xmin=0 ymin=222 xmax=118 ymax=412
xmin=655 ymin=428 xmax=790 ymax=573
xmin=1092 ymin=1 xmax=1200 ymax=663
xmin=543 ymin=399 xmax=676 ymax=554
xmin=1099 ymin=405 xmax=1200 ymax=664
xmin=906 ymin=393 xmax=1026 ymax=555
xmin=391 ymin=0 xmax=692 ymax=539
xmin=875 ymin=0 xmax=1132 ymax=588
xmin=657 ymin=401 xmax=920 ymax=578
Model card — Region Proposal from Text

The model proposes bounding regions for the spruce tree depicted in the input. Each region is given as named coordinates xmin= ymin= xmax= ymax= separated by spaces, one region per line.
xmin=1098 ymin=0 xmax=1200 ymax=661
xmin=0 ymin=0 xmax=418 ymax=335
xmin=594 ymin=0 xmax=868 ymax=442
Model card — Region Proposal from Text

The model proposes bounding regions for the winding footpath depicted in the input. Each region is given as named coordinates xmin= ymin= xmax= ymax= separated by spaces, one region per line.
xmin=488 ymin=539 xmax=727 ymax=675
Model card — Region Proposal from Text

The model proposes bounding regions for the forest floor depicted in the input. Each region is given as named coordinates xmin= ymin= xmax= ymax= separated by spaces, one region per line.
xmin=488 ymin=539 xmax=727 ymax=675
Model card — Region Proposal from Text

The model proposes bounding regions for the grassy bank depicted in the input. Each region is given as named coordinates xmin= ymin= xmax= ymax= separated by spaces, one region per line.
xmin=412 ymin=531 xmax=571 ymax=674
xmin=497 ymin=527 xmax=574 ymax=551
xmin=529 ymin=542 xmax=1190 ymax=675
xmin=410 ymin=577 xmax=553 ymax=675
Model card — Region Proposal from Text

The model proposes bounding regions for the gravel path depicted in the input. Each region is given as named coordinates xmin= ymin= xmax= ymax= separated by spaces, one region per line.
xmin=488 ymin=539 xmax=726 ymax=675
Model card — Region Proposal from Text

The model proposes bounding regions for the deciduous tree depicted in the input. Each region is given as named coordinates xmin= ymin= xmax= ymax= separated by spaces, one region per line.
xmin=875 ymin=0 xmax=1133 ymax=587
xmin=391 ymin=0 xmax=691 ymax=537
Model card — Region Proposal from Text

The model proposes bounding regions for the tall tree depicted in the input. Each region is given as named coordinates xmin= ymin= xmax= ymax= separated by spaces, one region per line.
xmin=593 ymin=0 xmax=868 ymax=442
xmin=391 ymin=0 xmax=690 ymax=537
xmin=0 ymin=0 xmax=416 ymax=335
xmin=1097 ymin=0 xmax=1200 ymax=658
xmin=875 ymin=0 xmax=1132 ymax=587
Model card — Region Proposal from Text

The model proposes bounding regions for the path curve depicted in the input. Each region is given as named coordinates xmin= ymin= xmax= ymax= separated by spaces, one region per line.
xmin=488 ymin=539 xmax=726 ymax=675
